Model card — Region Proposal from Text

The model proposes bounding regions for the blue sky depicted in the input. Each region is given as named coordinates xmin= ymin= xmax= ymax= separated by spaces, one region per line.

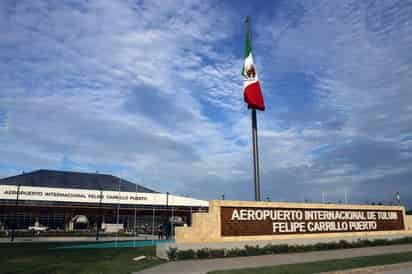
xmin=1 ymin=0 xmax=412 ymax=207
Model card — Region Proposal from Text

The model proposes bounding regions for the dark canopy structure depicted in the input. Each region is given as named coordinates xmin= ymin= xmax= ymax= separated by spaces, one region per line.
xmin=0 ymin=169 xmax=157 ymax=193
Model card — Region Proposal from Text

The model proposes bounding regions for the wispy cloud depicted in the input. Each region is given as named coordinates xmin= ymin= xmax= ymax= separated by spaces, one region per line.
xmin=0 ymin=0 xmax=411 ymax=207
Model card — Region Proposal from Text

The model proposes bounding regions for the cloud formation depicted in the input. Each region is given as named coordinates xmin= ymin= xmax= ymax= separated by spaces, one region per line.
xmin=0 ymin=0 xmax=411 ymax=208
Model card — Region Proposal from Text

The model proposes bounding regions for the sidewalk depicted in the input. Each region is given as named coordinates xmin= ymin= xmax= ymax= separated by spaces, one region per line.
xmin=135 ymin=244 xmax=412 ymax=274
xmin=0 ymin=235 xmax=157 ymax=243
xmin=321 ymin=262 xmax=412 ymax=273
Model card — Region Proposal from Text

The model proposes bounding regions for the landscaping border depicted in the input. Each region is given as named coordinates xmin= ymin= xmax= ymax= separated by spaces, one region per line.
xmin=167 ymin=237 xmax=412 ymax=261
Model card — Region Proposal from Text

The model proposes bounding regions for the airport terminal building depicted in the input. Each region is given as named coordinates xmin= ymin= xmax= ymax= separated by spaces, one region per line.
xmin=0 ymin=170 xmax=208 ymax=234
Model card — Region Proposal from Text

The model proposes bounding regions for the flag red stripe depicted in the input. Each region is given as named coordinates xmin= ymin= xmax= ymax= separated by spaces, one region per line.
xmin=244 ymin=81 xmax=265 ymax=111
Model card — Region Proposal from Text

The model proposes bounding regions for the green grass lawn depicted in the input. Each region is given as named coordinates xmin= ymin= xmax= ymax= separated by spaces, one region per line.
xmin=0 ymin=242 xmax=164 ymax=274
xmin=208 ymin=251 xmax=412 ymax=274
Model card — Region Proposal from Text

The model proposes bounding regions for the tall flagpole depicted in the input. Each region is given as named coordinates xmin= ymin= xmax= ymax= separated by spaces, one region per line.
xmin=246 ymin=16 xmax=261 ymax=202
xmin=252 ymin=109 xmax=261 ymax=201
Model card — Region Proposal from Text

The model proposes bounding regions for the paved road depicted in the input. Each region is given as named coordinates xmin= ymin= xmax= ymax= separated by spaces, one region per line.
xmin=381 ymin=269 xmax=412 ymax=274
xmin=0 ymin=235 xmax=157 ymax=243
xmin=321 ymin=262 xmax=412 ymax=273
xmin=135 ymin=244 xmax=412 ymax=274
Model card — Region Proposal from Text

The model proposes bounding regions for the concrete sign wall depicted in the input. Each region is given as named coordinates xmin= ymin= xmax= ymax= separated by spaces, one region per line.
xmin=175 ymin=200 xmax=410 ymax=244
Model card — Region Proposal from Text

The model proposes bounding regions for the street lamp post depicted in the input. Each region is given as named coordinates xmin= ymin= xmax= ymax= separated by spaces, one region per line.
xmin=166 ymin=192 xmax=169 ymax=239
xmin=11 ymin=184 xmax=21 ymax=243
xmin=95 ymin=189 xmax=103 ymax=241
xmin=115 ymin=178 xmax=121 ymax=248
xmin=134 ymin=183 xmax=137 ymax=247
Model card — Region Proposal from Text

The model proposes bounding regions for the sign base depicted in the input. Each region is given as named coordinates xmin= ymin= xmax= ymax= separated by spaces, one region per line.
xmin=176 ymin=200 xmax=412 ymax=244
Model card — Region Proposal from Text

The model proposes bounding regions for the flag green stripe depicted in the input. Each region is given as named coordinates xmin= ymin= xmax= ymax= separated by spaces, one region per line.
xmin=242 ymin=33 xmax=252 ymax=76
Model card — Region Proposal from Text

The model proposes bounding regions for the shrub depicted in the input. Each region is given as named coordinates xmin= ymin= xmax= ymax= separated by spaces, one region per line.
xmin=404 ymin=237 xmax=412 ymax=243
xmin=356 ymin=239 xmax=371 ymax=247
xmin=177 ymin=249 xmax=196 ymax=260
xmin=302 ymin=244 xmax=316 ymax=252
xmin=196 ymin=248 xmax=210 ymax=259
xmin=261 ymin=244 xmax=273 ymax=254
xmin=294 ymin=244 xmax=306 ymax=252
xmin=225 ymin=248 xmax=238 ymax=257
xmin=209 ymin=249 xmax=225 ymax=258
xmin=338 ymin=240 xmax=352 ymax=249
xmin=270 ymin=244 xmax=289 ymax=254
xmin=313 ymin=242 xmax=329 ymax=251
xmin=245 ymin=245 xmax=260 ymax=256
xmin=167 ymin=247 xmax=177 ymax=261
xmin=371 ymin=239 xmax=389 ymax=246
xmin=287 ymin=244 xmax=306 ymax=253
xmin=287 ymin=245 xmax=297 ymax=253
xmin=391 ymin=238 xmax=404 ymax=244
xmin=170 ymin=236 xmax=412 ymax=260
xmin=226 ymin=248 xmax=247 ymax=257
xmin=326 ymin=242 xmax=340 ymax=250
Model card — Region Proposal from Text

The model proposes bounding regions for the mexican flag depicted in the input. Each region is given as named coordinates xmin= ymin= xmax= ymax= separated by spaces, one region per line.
xmin=242 ymin=31 xmax=265 ymax=111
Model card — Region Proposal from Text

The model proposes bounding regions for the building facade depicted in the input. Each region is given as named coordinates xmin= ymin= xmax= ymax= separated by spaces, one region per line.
xmin=0 ymin=170 xmax=208 ymax=235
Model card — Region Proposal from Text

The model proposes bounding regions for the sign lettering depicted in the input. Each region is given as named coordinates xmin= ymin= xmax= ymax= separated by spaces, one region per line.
xmin=221 ymin=207 xmax=404 ymax=236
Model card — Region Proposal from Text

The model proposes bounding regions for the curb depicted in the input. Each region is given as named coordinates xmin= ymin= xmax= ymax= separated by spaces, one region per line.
xmin=320 ymin=262 xmax=412 ymax=274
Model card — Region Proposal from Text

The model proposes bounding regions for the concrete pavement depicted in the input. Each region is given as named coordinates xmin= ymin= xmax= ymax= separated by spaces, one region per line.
xmin=0 ymin=235 xmax=157 ymax=243
xmin=381 ymin=269 xmax=412 ymax=274
xmin=322 ymin=262 xmax=412 ymax=273
xmin=135 ymin=244 xmax=412 ymax=274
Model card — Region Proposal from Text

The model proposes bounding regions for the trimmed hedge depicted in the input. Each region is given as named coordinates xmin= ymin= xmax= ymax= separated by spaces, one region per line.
xmin=196 ymin=248 xmax=210 ymax=259
xmin=209 ymin=248 xmax=225 ymax=258
xmin=167 ymin=247 xmax=178 ymax=261
xmin=176 ymin=249 xmax=196 ymax=260
xmin=167 ymin=237 xmax=412 ymax=261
